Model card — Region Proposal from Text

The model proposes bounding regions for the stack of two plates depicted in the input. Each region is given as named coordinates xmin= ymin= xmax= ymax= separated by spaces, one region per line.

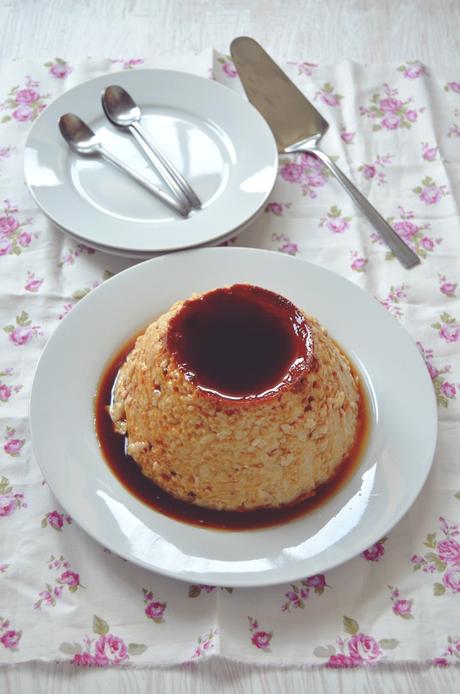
xmin=24 ymin=69 xmax=279 ymax=258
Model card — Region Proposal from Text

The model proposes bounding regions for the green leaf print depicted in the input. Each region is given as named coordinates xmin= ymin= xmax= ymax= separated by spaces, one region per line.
xmin=379 ymin=638 xmax=399 ymax=650
xmin=128 ymin=643 xmax=147 ymax=655
xmin=59 ymin=642 xmax=82 ymax=655
xmin=433 ymin=583 xmax=446 ymax=596
xmin=93 ymin=615 xmax=109 ymax=636
xmin=343 ymin=616 xmax=359 ymax=635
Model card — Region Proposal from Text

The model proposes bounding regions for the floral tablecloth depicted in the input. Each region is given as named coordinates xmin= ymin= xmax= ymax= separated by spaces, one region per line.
xmin=0 ymin=49 xmax=460 ymax=668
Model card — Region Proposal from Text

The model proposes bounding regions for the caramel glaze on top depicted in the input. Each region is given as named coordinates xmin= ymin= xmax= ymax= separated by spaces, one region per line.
xmin=166 ymin=284 xmax=314 ymax=402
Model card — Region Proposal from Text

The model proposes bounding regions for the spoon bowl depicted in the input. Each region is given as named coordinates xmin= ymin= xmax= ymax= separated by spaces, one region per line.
xmin=102 ymin=85 xmax=142 ymax=128
xmin=59 ymin=113 xmax=101 ymax=155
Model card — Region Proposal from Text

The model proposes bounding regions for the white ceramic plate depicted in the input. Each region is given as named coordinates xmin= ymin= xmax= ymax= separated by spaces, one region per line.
xmin=30 ymin=248 xmax=437 ymax=587
xmin=24 ymin=70 xmax=278 ymax=254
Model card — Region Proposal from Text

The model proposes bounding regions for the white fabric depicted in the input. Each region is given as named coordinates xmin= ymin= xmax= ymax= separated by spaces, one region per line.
xmin=0 ymin=50 xmax=459 ymax=668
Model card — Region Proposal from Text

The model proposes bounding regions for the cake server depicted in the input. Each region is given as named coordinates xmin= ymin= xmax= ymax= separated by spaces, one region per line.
xmin=230 ymin=37 xmax=420 ymax=269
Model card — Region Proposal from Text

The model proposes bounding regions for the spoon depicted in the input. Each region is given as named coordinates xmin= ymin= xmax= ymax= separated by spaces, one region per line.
xmin=58 ymin=113 xmax=190 ymax=218
xmin=102 ymin=85 xmax=201 ymax=210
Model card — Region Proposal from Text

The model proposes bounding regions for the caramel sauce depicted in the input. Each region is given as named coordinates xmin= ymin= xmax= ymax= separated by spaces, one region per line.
xmin=166 ymin=284 xmax=313 ymax=401
xmin=95 ymin=335 xmax=370 ymax=532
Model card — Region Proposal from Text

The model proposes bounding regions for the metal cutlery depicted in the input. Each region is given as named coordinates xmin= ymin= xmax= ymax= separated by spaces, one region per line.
xmin=58 ymin=113 xmax=190 ymax=218
xmin=231 ymin=37 xmax=420 ymax=269
xmin=102 ymin=85 xmax=201 ymax=210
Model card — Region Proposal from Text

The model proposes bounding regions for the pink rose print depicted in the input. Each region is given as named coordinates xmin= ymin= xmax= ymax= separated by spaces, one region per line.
xmin=34 ymin=555 xmax=84 ymax=608
xmin=24 ymin=271 xmax=44 ymax=293
xmin=0 ymin=369 xmax=22 ymax=405
xmin=59 ymin=570 xmax=80 ymax=587
xmin=388 ymin=586 xmax=413 ymax=619
xmin=265 ymin=201 xmax=291 ymax=216
xmin=314 ymin=83 xmax=343 ymax=107
xmin=72 ymin=652 xmax=96 ymax=666
xmin=433 ymin=636 xmax=460 ymax=666
xmin=397 ymin=61 xmax=428 ymax=79
xmin=0 ymin=199 xmax=37 ymax=257
xmin=282 ymin=573 xmax=330 ymax=612
xmin=44 ymin=58 xmax=73 ymax=79
xmin=320 ymin=205 xmax=351 ymax=233
xmin=0 ymin=564 xmax=9 ymax=573
xmin=60 ymin=616 xmax=146 ymax=665
xmin=248 ymin=617 xmax=273 ymax=652
xmin=0 ymin=476 xmax=26 ymax=517
xmin=142 ymin=588 xmax=167 ymax=623
xmin=109 ymin=58 xmax=144 ymax=70
xmin=218 ymin=235 xmax=238 ymax=247
xmin=16 ymin=89 xmax=39 ymax=104
xmin=373 ymin=206 xmax=440 ymax=260
xmin=0 ymin=76 xmax=50 ymax=123
xmin=359 ymin=83 xmax=424 ymax=131
xmin=348 ymin=633 xmax=381 ymax=663
xmin=314 ymin=616 xmax=398 ymax=667
xmin=350 ymin=250 xmax=367 ymax=273
xmin=4 ymin=426 xmax=25 ymax=457
xmin=287 ymin=60 xmax=318 ymax=76
xmin=0 ymin=384 xmax=11 ymax=401
xmin=438 ymin=275 xmax=457 ymax=298
xmin=379 ymin=285 xmax=409 ymax=319
xmin=422 ymin=142 xmax=438 ymax=161
xmin=413 ymin=176 xmax=449 ymax=205
xmin=441 ymin=382 xmax=457 ymax=398
xmin=58 ymin=243 xmax=96 ymax=267
xmin=271 ymin=233 xmax=299 ymax=256
xmin=58 ymin=303 xmax=74 ymax=321
xmin=417 ymin=342 xmax=459 ymax=409
xmin=340 ymin=125 xmax=355 ymax=144
xmin=437 ymin=539 xmax=460 ymax=565
xmin=445 ymin=82 xmax=460 ymax=93
xmin=279 ymin=152 xmax=331 ymax=198
xmin=3 ymin=311 xmax=42 ymax=346
xmin=358 ymin=153 xmax=394 ymax=186
xmin=443 ymin=567 xmax=460 ymax=593
xmin=188 ymin=584 xmax=232 ymax=597
xmin=41 ymin=510 xmax=72 ymax=532
xmin=0 ymin=145 xmax=14 ymax=164
xmin=431 ymin=312 xmax=460 ymax=343
xmin=0 ymin=618 xmax=22 ymax=651
xmin=280 ymin=162 xmax=303 ymax=183
xmin=412 ymin=516 xmax=460 ymax=595
xmin=95 ymin=634 xmax=128 ymax=665
xmin=189 ymin=629 xmax=218 ymax=660
xmin=381 ymin=112 xmax=401 ymax=129
xmin=362 ymin=537 xmax=387 ymax=562
xmin=217 ymin=56 xmax=238 ymax=78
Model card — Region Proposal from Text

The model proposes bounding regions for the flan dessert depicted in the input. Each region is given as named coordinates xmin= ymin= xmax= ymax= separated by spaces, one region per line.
xmin=110 ymin=284 xmax=360 ymax=512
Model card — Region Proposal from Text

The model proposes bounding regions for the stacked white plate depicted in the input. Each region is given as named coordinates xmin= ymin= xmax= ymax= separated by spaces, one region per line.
xmin=24 ymin=70 xmax=278 ymax=258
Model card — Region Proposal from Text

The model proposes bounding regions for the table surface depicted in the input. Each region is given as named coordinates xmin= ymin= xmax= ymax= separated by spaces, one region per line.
xmin=1 ymin=0 xmax=460 ymax=691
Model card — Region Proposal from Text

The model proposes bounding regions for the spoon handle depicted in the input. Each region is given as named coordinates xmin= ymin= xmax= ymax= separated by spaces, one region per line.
xmin=305 ymin=147 xmax=420 ymax=269
xmin=99 ymin=146 xmax=189 ymax=217
xmin=131 ymin=120 xmax=201 ymax=210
